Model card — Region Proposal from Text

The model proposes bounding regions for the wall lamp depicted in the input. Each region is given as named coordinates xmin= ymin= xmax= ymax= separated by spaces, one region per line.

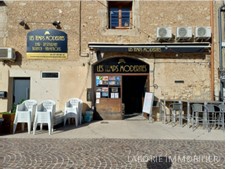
xmin=19 ymin=20 xmax=62 ymax=29
xmin=19 ymin=20 xmax=30 ymax=29
xmin=52 ymin=21 xmax=61 ymax=29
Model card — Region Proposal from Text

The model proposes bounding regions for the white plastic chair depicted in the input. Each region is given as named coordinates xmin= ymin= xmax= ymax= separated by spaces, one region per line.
xmin=78 ymin=99 xmax=83 ymax=125
xmin=13 ymin=100 xmax=37 ymax=134
xmin=33 ymin=100 xmax=56 ymax=135
xmin=64 ymin=98 xmax=83 ymax=127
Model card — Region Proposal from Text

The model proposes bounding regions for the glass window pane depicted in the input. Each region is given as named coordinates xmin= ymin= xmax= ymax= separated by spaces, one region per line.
xmin=108 ymin=3 xmax=132 ymax=29
xmin=122 ymin=8 xmax=130 ymax=27
xmin=109 ymin=7 xmax=119 ymax=28
xmin=42 ymin=72 xmax=59 ymax=78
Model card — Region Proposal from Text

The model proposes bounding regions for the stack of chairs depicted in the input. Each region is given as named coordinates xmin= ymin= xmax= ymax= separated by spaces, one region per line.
xmin=64 ymin=98 xmax=83 ymax=127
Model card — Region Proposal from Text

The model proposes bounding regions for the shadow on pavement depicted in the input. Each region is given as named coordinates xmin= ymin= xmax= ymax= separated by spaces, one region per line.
xmin=147 ymin=156 xmax=172 ymax=169
xmin=52 ymin=120 xmax=100 ymax=135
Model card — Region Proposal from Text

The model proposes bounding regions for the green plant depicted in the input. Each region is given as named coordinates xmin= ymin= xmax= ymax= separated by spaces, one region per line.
xmin=11 ymin=105 xmax=17 ymax=114
xmin=11 ymin=99 xmax=25 ymax=113
xmin=1 ymin=112 xmax=11 ymax=114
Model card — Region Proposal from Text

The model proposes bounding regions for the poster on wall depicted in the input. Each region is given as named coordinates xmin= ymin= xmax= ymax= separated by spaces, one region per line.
xmin=27 ymin=29 xmax=68 ymax=59
xmin=101 ymin=87 xmax=109 ymax=97
xmin=109 ymin=76 xmax=120 ymax=85
xmin=96 ymin=92 xmax=101 ymax=98
xmin=114 ymin=93 xmax=119 ymax=98
xmin=111 ymin=87 xmax=118 ymax=93
xmin=110 ymin=93 xmax=115 ymax=98
xmin=102 ymin=76 xmax=108 ymax=85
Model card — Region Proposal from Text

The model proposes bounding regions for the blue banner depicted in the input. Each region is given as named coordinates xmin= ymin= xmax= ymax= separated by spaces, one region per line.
xmin=27 ymin=29 xmax=67 ymax=59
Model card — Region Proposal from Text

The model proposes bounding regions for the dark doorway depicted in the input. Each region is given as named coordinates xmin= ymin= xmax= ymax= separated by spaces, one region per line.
xmin=13 ymin=78 xmax=30 ymax=105
xmin=122 ymin=76 xmax=147 ymax=117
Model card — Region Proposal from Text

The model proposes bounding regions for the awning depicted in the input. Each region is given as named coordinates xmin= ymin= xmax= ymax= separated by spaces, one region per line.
xmin=88 ymin=42 xmax=211 ymax=53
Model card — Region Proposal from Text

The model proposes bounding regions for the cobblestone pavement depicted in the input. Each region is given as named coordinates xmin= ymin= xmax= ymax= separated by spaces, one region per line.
xmin=0 ymin=138 xmax=224 ymax=169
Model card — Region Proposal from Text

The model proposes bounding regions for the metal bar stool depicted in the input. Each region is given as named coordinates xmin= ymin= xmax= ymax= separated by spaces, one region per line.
xmin=169 ymin=102 xmax=183 ymax=127
xmin=191 ymin=103 xmax=207 ymax=131
xmin=159 ymin=101 xmax=166 ymax=123
xmin=206 ymin=104 xmax=218 ymax=131
xmin=215 ymin=103 xmax=225 ymax=131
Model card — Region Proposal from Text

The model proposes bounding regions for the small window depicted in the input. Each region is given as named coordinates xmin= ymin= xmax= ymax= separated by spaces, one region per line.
xmin=108 ymin=1 xmax=132 ymax=29
xmin=41 ymin=72 xmax=60 ymax=79
xmin=175 ymin=80 xmax=184 ymax=84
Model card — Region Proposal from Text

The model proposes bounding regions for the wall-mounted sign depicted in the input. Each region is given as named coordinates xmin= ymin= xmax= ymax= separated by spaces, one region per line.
xmin=27 ymin=29 xmax=67 ymax=59
xmin=128 ymin=47 xmax=161 ymax=53
xmin=93 ymin=56 xmax=149 ymax=74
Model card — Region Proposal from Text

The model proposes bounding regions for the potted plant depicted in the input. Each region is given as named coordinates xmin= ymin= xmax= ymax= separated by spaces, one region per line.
xmin=0 ymin=112 xmax=15 ymax=135
xmin=0 ymin=100 xmax=25 ymax=135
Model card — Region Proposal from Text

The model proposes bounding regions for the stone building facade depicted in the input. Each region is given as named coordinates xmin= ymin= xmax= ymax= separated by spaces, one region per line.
xmin=0 ymin=1 xmax=225 ymax=120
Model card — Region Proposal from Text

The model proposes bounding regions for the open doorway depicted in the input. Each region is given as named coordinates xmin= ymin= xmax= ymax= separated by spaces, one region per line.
xmin=122 ymin=76 xmax=147 ymax=117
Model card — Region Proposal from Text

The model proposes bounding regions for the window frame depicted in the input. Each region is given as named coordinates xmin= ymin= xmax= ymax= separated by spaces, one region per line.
xmin=108 ymin=1 xmax=133 ymax=29
xmin=41 ymin=71 xmax=60 ymax=79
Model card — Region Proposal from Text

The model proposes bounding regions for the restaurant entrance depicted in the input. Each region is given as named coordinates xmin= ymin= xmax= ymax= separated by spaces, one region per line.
xmin=93 ymin=56 xmax=149 ymax=120
xmin=122 ymin=75 xmax=147 ymax=117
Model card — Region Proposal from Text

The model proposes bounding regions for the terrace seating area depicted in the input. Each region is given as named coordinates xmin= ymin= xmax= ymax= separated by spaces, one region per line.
xmin=159 ymin=99 xmax=225 ymax=132
xmin=10 ymin=98 xmax=83 ymax=135
xmin=1 ymin=97 xmax=225 ymax=136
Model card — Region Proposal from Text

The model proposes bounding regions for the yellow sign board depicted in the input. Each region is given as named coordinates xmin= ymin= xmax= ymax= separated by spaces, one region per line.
xmin=26 ymin=53 xmax=67 ymax=59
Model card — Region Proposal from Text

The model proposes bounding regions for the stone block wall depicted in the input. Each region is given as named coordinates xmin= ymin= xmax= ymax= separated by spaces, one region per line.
xmin=0 ymin=2 xmax=7 ymax=46
xmin=0 ymin=0 xmax=224 ymax=112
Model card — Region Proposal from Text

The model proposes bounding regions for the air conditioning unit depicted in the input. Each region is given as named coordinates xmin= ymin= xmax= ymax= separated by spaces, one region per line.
xmin=0 ymin=48 xmax=16 ymax=61
xmin=157 ymin=27 xmax=172 ymax=41
xmin=195 ymin=26 xmax=211 ymax=40
xmin=176 ymin=27 xmax=192 ymax=40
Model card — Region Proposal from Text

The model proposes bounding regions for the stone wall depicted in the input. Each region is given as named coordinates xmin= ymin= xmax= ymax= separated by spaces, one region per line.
xmin=0 ymin=2 xmax=7 ymax=46
xmin=0 ymin=0 xmax=224 ymax=112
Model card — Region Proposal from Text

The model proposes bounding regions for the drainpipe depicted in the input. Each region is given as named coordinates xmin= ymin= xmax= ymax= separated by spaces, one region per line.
xmin=218 ymin=3 xmax=225 ymax=101
xmin=210 ymin=0 xmax=215 ymax=100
